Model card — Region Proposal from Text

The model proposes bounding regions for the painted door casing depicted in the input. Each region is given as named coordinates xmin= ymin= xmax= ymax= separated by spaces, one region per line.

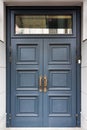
xmin=6 ymin=7 xmax=81 ymax=127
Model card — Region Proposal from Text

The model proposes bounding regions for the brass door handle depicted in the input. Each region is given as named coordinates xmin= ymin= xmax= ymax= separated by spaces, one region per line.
xmin=39 ymin=76 xmax=42 ymax=92
xmin=44 ymin=76 xmax=47 ymax=92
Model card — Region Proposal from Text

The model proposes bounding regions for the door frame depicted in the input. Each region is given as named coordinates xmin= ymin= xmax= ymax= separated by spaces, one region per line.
xmin=6 ymin=6 xmax=81 ymax=127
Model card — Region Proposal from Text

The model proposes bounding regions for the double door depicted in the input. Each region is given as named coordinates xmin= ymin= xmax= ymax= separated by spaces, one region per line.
xmin=11 ymin=38 xmax=76 ymax=127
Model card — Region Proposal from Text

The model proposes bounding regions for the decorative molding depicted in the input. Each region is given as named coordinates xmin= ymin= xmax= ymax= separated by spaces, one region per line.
xmin=3 ymin=0 xmax=83 ymax=2
xmin=4 ymin=0 xmax=83 ymax=6
xmin=0 ymin=40 xmax=4 ymax=43
xmin=83 ymin=39 xmax=87 ymax=43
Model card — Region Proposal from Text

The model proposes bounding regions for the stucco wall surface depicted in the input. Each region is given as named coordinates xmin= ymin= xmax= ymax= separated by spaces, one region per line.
xmin=0 ymin=1 xmax=4 ymax=41
xmin=81 ymin=1 xmax=87 ymax=130
xmin=81 ymin=39 xmax=87 ymax=130
xmin=0 ymin=40 xmax=6 ymax=130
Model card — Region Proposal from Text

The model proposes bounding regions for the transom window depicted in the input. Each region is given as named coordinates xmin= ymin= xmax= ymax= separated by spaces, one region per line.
xmin=15 ymin=15 xmax=72 ymax=35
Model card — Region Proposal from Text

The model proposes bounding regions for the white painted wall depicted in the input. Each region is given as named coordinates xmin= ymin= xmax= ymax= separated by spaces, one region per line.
xmin=81 ymin=40 xmax=87 ymax=130
xmin=0 ymin=1 xmax=6 ymax=130
xmin=0 ymin=1 xmax=4 ymax=41
xmin=83 ymin=0 xmax=87 ymax=41
xmin=81 ymin=1 xmax=87 ymax=130
xmin=0 ymin=40 xmax=6 ymax=129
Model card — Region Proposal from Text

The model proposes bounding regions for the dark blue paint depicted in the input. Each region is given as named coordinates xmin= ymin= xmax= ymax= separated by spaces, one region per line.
xmin=6 ymin=7 xmax=81 ymax=127
xmin=10 ymin=38 xmax=76 ymax=127
xmin=44 ymin=38 xmax=76 ymax=126
xmin=11 ymin=39 xmax=43 ymax=127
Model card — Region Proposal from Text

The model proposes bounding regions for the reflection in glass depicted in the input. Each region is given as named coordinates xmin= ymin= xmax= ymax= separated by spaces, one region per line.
xmin=15 ymin=15 xmax=72 ymax=34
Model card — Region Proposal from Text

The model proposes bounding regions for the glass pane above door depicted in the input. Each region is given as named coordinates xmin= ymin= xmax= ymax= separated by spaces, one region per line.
xmin=15 ymin=15 xmax=72 ymax=34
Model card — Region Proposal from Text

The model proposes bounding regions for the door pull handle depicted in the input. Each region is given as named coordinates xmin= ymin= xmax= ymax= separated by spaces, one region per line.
xmin=39 ymin=76 xmax=43 ymax=92
xmin=44 ymin=76 xmax=47 ymax=92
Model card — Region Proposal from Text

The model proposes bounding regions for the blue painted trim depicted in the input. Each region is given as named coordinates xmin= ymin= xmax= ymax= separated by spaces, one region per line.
xmin=10 ymin=8 xmax=76 ymax=38
xmin=76 ymin=7 xmax=81 ymax=127
xmin=6 ymin=7 xmax=11 ymax=127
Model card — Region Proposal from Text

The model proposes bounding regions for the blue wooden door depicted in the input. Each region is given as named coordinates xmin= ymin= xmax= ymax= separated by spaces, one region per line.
xmin=43 ymin=38 xmax=76 ymax=126
xmin=11 ymin=38 xmax=76 ymax=127
xmin=11 ymin=39 xmax=43 ymax=127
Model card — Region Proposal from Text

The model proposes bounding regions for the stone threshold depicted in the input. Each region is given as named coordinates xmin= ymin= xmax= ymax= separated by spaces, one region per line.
xmin=5 ymin=127 xmax=81 ymax=130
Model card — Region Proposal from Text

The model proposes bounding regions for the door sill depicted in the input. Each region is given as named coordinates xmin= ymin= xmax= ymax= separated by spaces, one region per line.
xmin=5 ymin=127 xmax=81 ymax=130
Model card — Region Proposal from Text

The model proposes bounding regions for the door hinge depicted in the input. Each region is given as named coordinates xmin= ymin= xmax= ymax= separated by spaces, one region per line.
xmin=76 ymin=114 xmax=79 ymax=125
xmin=76 ymin=113 xmax=80 ymax=126
xmin=9 ymin=46 xmax=12 ymax=63
xmin=76 ymin=114 xmax=78 ymax=117
xmin=76 ymin=57 xmax=81 ymax=64
xmin=7 ymin=113 xmax=12 ymax=127
xmin=9 ymin=113 xmax=11 ymax=120
xmin=9 ymin=56 xmax=12 ymax=63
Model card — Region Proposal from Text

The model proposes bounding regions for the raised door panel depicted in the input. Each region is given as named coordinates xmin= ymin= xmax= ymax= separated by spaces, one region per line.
xmin=16 ymin=95 xmax=39 ymax=117
xmin=48 ymin=44 xmax=71 ymax=64
xmin=49 ymin=95 xmax=71 ymax=116
xmin=16 ymin=70 xmax=39 ymax=90
xmin=49 ymin=70 xmax=71 ymax=90
xmin=17 ymin=44 xmax=39 ymax=64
